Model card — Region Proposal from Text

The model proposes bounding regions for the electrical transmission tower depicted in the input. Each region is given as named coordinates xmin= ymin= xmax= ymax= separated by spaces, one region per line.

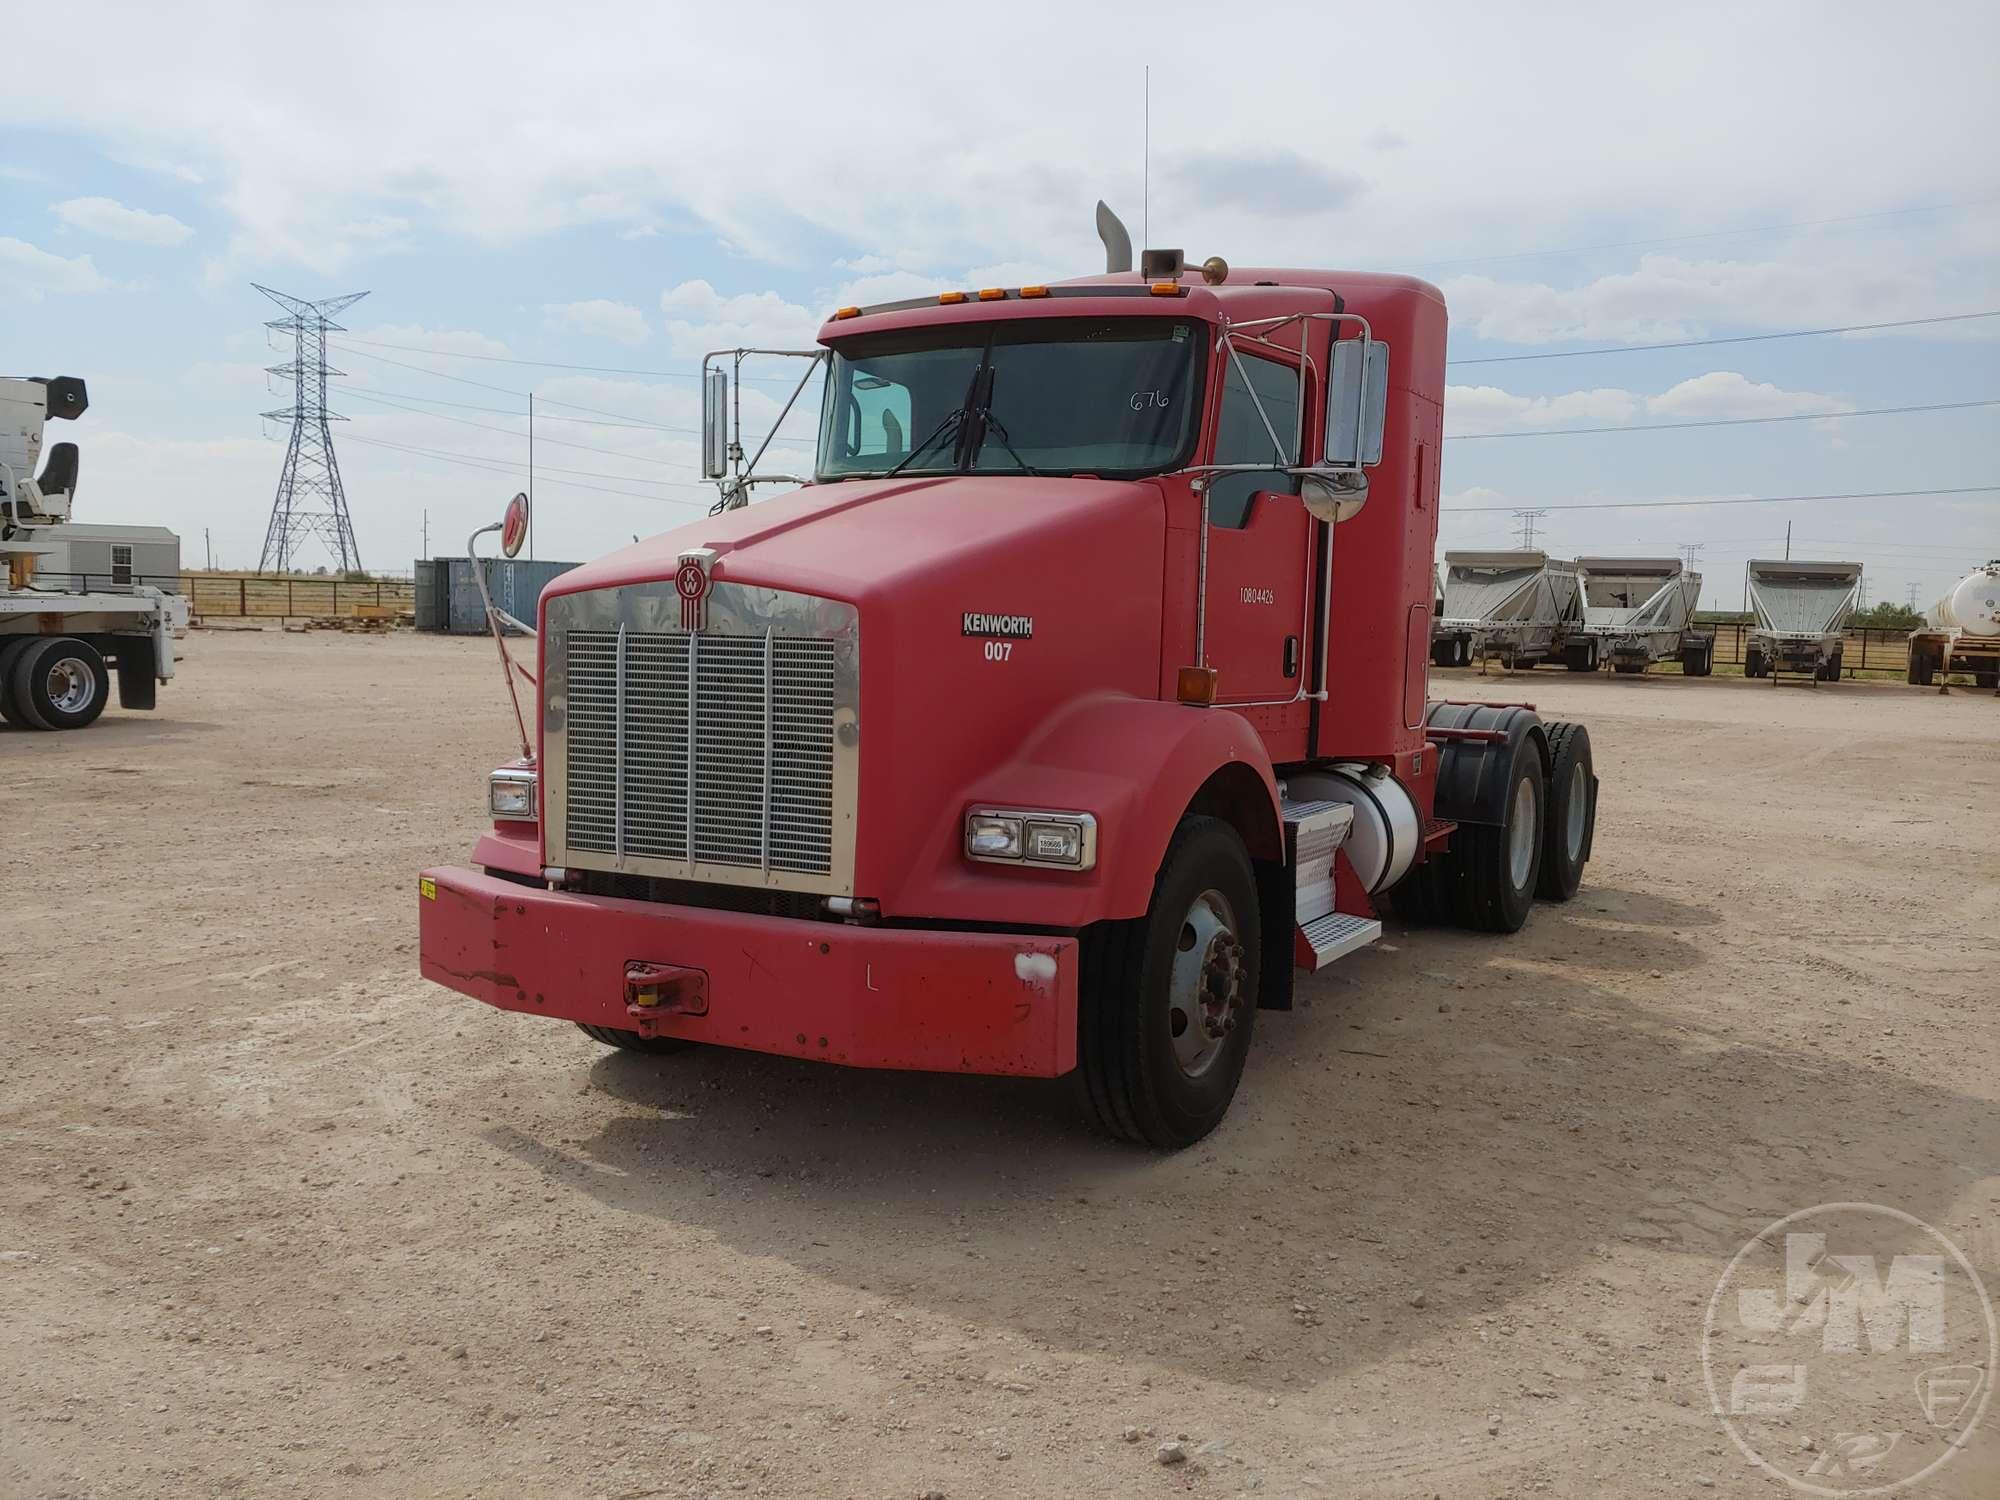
xmin=1510 ymin=508 xmax=1550 ymax=548
xmin=255 ymin=285 xmax=368 ymax=574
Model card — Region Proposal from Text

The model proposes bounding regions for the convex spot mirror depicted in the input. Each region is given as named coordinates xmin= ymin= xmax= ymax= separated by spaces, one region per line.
xmin=501 ymin=491 xmax=529 ymax=558
xmin=1302 ymin=472 xmax=1369 ymax=524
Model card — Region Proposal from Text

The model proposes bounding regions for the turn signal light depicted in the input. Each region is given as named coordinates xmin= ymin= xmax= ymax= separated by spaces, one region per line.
xmin=977 ymin=287 xmax=1006 ymax=301
xmin=1176 ymin=666 xmax=1219 ymax=705
xmin=939 ymin=290 xmax=968 ymax=304
xmin=834 ymin=305 xmax=861 ymax=319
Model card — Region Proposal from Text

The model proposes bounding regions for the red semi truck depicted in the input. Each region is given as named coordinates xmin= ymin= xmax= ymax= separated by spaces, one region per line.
xmin=418 ymin=222 xmax=1600 ymax=1148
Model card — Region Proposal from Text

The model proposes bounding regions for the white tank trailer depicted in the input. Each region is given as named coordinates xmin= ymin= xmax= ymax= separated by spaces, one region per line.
xmin=1743 ymin=559 xmax=1863 ymax=684
xmin=1907 ymin=561 xmax=2000 ymax=690
xmin=1430 ymin=550 xmax=1581 ymax=668
xmin=1 ymin=374 xmax=189 ymax=731
xmin=1570 ymin=557 xmax=1712 ymax=675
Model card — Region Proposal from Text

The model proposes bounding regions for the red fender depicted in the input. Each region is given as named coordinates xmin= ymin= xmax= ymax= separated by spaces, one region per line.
xmin=879 ymin=692 xmax=1283 ymax=928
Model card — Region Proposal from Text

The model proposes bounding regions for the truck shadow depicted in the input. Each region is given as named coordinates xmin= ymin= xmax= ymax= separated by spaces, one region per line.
xmin=481 ymin=947 xmax=1997 ymax=1394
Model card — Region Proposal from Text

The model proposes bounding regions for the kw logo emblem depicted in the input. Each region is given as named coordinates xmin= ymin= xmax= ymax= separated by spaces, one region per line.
xmin=676 ymin=552 xmax=713 ymax=631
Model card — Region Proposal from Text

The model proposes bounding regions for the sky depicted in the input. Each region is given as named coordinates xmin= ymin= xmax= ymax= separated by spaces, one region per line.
xmin=3 ymin=1 xmax=1997 ymax=611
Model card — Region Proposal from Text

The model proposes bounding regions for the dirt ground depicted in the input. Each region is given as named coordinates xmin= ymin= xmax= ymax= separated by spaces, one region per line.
xmin=3 ymin=630 xmax=1997 ymax=1499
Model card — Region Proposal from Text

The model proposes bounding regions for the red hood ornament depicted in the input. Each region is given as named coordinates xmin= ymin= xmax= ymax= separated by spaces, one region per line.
xmin=676 ymin=548 xmax=715 ymax=631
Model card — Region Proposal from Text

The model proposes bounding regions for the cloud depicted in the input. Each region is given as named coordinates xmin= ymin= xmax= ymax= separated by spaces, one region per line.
xmin=656 ymin=280 xmax=821 ymax=357
xmin=1644 ymin=371 xmax=1849 ymax=421
xmin=1364 ymin=129 xmax=1409 ymax=152
xmin=1165 ymin=147 xmax=1365 ymax=218
xmin=1441 ymin=253 xmax=1968 ymax=346
xmin=1444 ymin=371 xmax=1848 ymax=435
xmin=51 ymin=195 xmax=196 ymax=247
xmin=543 ymin=298 xmax=650 ymax=346
xmin=0 ymin=237 xmax=112 ymax=299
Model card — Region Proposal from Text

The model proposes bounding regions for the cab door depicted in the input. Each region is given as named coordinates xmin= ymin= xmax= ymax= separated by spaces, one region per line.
xmin=1201 ymin=351 xmax=1313 ymax=704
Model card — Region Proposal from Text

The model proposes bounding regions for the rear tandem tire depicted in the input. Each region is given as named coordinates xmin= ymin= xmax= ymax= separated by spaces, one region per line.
xmin=1536 ymin=722 xmax=1596 ymax=901
xmin=577 ymin=1023 xmax=695 ymax=1055
xmin=8 ymin=636 xmax=109 ymax=730
xmin=1745 ymin=649 xmax=1765 ymax=679
xmin=1446 ymin=733 xmax=1547 ymax=933
xmin=1077 ymin=816 xmax=1260 ymax=1150
xmin=0 ymin=638 xmax=36 ymax=726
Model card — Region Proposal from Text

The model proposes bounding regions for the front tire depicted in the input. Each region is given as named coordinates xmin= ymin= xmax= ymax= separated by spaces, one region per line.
xmin=1078 ymin=816 xmax=1260 ymax=1150
xmin=577 ymin=1023 xmax=694 ymax=1055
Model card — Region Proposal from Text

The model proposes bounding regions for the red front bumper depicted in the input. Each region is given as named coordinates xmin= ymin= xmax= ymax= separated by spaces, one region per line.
xmin=417 ymin=867 xmax=1079 ymax=1077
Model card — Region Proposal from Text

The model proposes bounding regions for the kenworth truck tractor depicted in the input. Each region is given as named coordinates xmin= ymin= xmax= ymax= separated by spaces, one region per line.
xmin=418 ymin=217 xmax=1601 ymax=1148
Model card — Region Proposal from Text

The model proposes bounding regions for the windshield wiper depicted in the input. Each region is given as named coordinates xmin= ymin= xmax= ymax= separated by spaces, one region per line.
xmin=881 ymin=363 xmax=988 ymax=479
xmin=975 ymin=412 xmax=1044 ymax=476
xmin=957 ymin=367 xmax=1044 ymax=476
xmin=882 ymin=407 xmax=963 ymax=479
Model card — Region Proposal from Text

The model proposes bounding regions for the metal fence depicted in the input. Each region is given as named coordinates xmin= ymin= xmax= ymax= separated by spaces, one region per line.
xmin=27 ymin=572 xmax=416 ymax=620
xmin=1701 ymin=622 xmax=1912 ymax=676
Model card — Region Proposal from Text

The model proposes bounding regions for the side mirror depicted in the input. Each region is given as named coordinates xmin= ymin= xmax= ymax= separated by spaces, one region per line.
xmin=702 ymin=367 xmax=729 ymax=479
xmin=1301 ymin=471 xmax=1369 ymax=525
xmin=1324 ymin=338 xmax=1388 ymax=469
xmin=501 ymin=491 xmax=529 ymax=558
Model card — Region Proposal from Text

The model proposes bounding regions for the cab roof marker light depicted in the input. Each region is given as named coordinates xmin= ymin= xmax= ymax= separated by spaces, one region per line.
xmin=1149 ymin=281 xmax=1183 ymax=296
xmin=938 ymin=291 xmax=969 ymax=304
xmin=1020 ymin=285 xmax=1050 ymax=297
xmin=834 ymin=305 xmax=861 ymax=319
xmin=977 ymin=287 xmax=1006 ymax=302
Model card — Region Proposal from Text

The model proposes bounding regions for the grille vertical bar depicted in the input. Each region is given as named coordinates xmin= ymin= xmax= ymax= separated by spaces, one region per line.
xmin=562 ymin=624 xmax=839 ymax=879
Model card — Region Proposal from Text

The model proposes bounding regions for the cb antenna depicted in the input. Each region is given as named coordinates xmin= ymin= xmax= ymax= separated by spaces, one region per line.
xmin=1143 ymin=65 xmax=1150 ymax=250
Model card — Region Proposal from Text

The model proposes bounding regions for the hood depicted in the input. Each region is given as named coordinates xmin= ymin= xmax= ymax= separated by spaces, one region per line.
xmin=547 ymin=475 xmax=1161 ymax=606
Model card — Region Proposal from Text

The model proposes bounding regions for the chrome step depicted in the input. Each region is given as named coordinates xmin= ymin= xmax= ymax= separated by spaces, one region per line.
xmin=1280 ymin=795 xmax=1377 ymax=972
xmin=1295 ymin=910 xmax=1382 ymax=970
xmin=1280 ymin=797 xmax=1353 ymax=927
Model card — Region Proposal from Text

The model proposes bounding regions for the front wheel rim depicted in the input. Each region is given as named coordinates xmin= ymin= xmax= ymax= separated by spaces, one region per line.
xmin=1508 ymin=773 xmax=1539 ymax=889
xmin=46 ymin=657 xmax=97 ymax=715
xmin=1167 ymin=888 xmax=1244 ymax=1080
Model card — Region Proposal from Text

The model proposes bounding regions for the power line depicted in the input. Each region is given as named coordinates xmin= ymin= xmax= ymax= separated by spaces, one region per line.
xmin=1412 ymin=196 xmax=2000 ymax=271
xmin=1444 ymin=484 xmax=2000 ymax=514
xmin=332 ymin=332 xmax=808 ymax=384
xmin=343 ymin=433 xmax=712 ymax=506
xmin=1445 ymin=396 xmax=2000 ymax=441
xmin=1446 ymin=309 xmax=1998 ymax=367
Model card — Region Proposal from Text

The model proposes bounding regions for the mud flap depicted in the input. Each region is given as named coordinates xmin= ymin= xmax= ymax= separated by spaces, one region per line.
xmin=116 ymin=638 xmax=157 ymax=710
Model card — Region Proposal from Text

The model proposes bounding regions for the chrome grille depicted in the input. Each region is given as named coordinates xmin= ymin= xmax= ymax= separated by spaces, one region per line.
xmin=562 ymin=627 xmax=840 ymax=877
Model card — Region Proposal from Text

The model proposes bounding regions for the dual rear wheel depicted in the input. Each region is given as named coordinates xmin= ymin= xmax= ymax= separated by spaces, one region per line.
xmin=0 ymin=636 xmax=110 ymax=731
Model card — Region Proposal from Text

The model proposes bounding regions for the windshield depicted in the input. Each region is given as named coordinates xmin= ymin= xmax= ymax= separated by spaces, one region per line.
xmin=815 ymin=317 xmax=1205 ymax=480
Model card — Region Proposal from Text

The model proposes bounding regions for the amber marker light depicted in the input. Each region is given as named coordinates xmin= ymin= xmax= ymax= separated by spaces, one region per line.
xmin=1176 ymin=666 xmax=1219 ymax=704
xmin=939 ymin=291 xmax=969 ymax=304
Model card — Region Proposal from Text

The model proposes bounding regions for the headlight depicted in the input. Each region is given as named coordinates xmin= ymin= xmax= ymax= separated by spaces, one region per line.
xmin=965 ymin=808 xmax=1097 ymax=870
xmin=489 ymin=766 xmax=538 ymax=821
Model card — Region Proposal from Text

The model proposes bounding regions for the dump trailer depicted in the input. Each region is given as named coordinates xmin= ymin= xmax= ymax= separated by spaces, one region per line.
xmin=416 ymin=210 xmax=1606 ymax=1149
xmin=1431 ymin=549 xmax=1580 ymax=668
xmin=1 ymin=375 xmax=188 ymax=731
xmin=1570 ymin=556 xmax=1711 ymax=675
xmin=1907 ymin=561 xmax=2000 ymax=690
xmin=1743 ymin=559 xmax=1862 ymax=683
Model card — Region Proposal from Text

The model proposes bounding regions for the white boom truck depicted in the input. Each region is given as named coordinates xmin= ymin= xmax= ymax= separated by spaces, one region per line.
xmin=1 ymin=375 xmax=188 ymax=731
